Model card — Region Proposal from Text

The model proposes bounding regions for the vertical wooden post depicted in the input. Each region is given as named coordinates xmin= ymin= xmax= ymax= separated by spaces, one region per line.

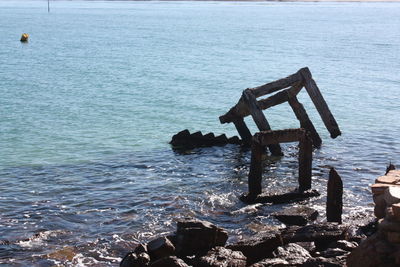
xmin=298 ymin=132 xmax=312 ymax=192
xmin=248 ymin=138 xmax=264 ymax=197
xmin=242 ymin=89 xmax=283 ymax=156
xmin=288 ymin=95 xmax=322 ymax=148
xmin=301 ymin=68 xmax=341 ymax=139
xmin=327 ymin=167 xmax=343 ymax=224
xmin=232 ymin=117 xmax=252 ymax=146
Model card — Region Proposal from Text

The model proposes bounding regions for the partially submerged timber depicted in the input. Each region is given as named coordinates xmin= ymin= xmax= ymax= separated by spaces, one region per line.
xmin=171 ymin=67 xmax=341 ymax=204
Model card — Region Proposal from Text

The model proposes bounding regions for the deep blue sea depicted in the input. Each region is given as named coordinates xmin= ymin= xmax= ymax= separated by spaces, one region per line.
xmin=1 ymin=1 xmax=400 ymax=266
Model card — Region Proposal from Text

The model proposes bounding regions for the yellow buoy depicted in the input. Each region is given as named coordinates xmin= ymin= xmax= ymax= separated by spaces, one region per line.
xmin=20 ymin=33 xmax=29 ymax=42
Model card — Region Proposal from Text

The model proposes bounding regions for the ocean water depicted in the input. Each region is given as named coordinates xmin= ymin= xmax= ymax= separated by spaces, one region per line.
xmin=1 ymin=1 xmax=400 ymax=266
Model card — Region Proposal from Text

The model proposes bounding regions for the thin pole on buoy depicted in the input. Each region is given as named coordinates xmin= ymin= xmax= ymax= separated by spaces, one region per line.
xmin=48 ymin=0 xmax=50 ymax=13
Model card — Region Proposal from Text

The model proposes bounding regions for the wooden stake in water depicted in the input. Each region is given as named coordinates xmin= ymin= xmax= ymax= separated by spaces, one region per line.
xmin=48 ymin=0 xmax=50 ymax=13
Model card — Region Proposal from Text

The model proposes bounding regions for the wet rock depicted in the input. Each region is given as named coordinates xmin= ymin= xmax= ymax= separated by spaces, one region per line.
xmin=134 ymin=243 xmax=147 ymax=254
xmin=150 ymin=256 xmax=189 ymax=267
xmin=378 ymin=218 xmax=400 ymax=232
xmin=294 ymin=242 xmax=316 ymax=253
xmin=120 ymin=252 xmax=151 ymax=267
xmin=273 ymin=206 xmax=318 ymax=226
xmin=175 ymin=219 xmax=228 ymax=257
xmin=317 ymin=248 xmax=349 ymax=258
xmin=344 ymin=225 xmax=367 ymax=243
xmin=281 ymin=223 xmax=346 ymax=245
xmin=303 ymin=257 xmax=343 ymax=267
xmin=46 ymin=246 xmax=77 ymax=261
xmin=147 ymin=236 xmax=175 ymax=262
xmin=249 ymin=258 xmax=289 ymax=266
xmin=227 ymin=230 xmax=282 ymax=264
xmin=327 ymin=240 xmax=358 ymax=251
xmin=272 ymin=243 xmax=312 ymax=265
xmin=197 ymin=246 xmax=246 ymax=267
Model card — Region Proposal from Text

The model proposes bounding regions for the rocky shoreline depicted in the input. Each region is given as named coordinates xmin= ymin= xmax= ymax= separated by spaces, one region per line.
xmin=120 ymin=217 xmax=376 ymax=267
xmin=119 ymin=167 xmax=400 ymax=267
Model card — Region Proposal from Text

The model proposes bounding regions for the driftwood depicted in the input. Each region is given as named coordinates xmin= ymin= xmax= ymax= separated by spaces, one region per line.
xmin=327 ymin=168 xmax=343 ymax=224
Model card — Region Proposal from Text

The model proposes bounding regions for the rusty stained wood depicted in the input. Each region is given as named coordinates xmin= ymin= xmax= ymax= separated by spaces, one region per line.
xmin=253 ymin=128 xmax=306 ymax=145
xmin=219 ymin=82 xmax=302 ymax=124
xmin=242 ymin=89 xmax=283 ymax=156
xmin=300 ymin=68 xmax=341 ymax=139
xmin=326 ymin=167 xmax=343 ymax=224
xmin=288 ymin=95 xmax=322 ymax=148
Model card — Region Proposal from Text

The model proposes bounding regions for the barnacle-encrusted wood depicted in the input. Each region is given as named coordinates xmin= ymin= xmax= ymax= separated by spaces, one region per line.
xmin=219 ymin=67 xmax=341 ymax=152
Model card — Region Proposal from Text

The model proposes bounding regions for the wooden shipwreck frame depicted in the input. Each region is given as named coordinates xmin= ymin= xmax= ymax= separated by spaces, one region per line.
xmin=219 ymin=67 xmax=341 ymax=154
xmin=220 ymin=67 xmax=341 ymax=203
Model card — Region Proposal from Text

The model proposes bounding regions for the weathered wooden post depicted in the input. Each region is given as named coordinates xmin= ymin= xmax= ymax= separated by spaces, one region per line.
xmin=248 ymin=138 xmax=264 ymax=198
xmin=300 ymin=68 xmax=341 ymax=139
xmin=288 ymin=95 xmax=322 ymax=148
xmin=298 ymin=131 xmax=313 ymax=192
xmin=326 ymin=167 xmax=343 ymax=224
xmin=232 ymin=117 xmax=252 ymax=146
xmin=242 ymin=89 xmax=283 ymax=156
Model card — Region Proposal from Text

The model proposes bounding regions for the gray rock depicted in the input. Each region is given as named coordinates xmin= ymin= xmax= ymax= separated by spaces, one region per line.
xmin=227 ymin=230 xmax=282 ymax=264
xmin=147 ymin=237 xmax=175 ymax=262
xmin=150 ymin=256 xmax=189 ymax=267
xmin=281 ymin=223 xmax=346 ymax=244
xmin=175 ymin=219 xmax=228 ymax=257
xmin=197 ymin=246 xmax=246 ymax=267
xmin=328 ymin=240 xmax=358 ymax=251
xmin=317 ymin=248 xmax=349 ymax=258
xmin=120 ymin=251 xmax=150 ymax=267
xmin=272 ymin=243 xmax=312 ymax=265
xmin=273 ymin=206 xmax=318 ymax=226
xmin=303 ymin=257 xmax=343 ymax=267
xmin=249 ymin=258 xmax=290 ymax=266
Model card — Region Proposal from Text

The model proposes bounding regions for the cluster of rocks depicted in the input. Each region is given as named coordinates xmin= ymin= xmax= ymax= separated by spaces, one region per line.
xmin=121 ymin=217 xmax=372 ymax=267
xmin=347 ymin=169 xmax=400 ymax=266
xmin=170 ymin=130 xmax=241 ymax=149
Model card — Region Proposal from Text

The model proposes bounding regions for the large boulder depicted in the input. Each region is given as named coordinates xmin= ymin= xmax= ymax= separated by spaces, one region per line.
xmin=150 ymin=256 xmax=189 ymax=267
xmin=227 ymin=230 xmax=282 ymax=264
xmin=272 ymin=243 xmax=312 ymax=265
xmin=273 ymin=206 xmax=318 ymax=226
xmin=120 ymin=251 xmax=151 ymax=267
xmin=196 ymin=246 xmax=246 ymax=267
xmin=147 ymin=236 xmax=175 ymax=262
xmin=175 ymin=219 xmax=228 ymax=257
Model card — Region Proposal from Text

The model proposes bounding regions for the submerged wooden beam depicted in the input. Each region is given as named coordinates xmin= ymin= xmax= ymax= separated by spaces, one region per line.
xmin=326 ymin=168 xmax=343 ymax=224
xmin=242 ymin=89 xmax=283 ymax=156
xmin=232 ymin=117 xmax=252 ymax=146
xmin=301 ymin=68 xmax=341 ymax=139
xmin=298 ymin=132 xmax=313 ymax=192
xmin=288 ymin=95 xmax=322 ymax=148
xmin=250 ymin=69 xmax=304 ymax=98
xmin=254 ymin=128 xmax=305 ymax=146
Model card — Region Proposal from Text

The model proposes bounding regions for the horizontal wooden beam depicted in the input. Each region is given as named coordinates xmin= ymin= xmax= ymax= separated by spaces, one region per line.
xmin=253 ymin=128 xmax=306 ymax=146
xmin=250 ymin=69 xmax=304 ymax=98
xmin=219 ymin=83 xmax=302 ymax=124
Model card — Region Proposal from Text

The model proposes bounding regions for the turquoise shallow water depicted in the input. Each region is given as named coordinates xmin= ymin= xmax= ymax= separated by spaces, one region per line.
xmin=1 ymin=1 xmax=400 ymax=266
